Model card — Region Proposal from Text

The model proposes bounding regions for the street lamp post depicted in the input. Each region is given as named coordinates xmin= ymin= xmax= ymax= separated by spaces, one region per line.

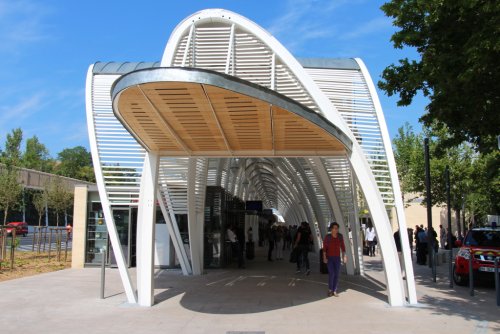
xmin=424 ymin=138 xmax=435 ymax=275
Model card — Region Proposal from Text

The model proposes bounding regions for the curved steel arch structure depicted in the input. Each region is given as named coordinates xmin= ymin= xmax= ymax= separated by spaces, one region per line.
xmin=85 ymin=8 xmax=416 ymax=308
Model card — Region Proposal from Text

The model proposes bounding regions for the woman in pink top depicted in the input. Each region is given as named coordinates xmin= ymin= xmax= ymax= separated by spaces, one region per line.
xmin=322 ymin=222 xmax=347 ymax=297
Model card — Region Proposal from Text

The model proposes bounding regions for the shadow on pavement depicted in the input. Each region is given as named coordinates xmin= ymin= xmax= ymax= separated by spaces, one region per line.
xmin=152 ymin=249 xmax=391 ymax=314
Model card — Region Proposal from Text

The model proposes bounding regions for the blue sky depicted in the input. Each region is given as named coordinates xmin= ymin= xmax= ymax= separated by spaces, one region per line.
xmin=0 ymin=0 xmax=426 ymax=157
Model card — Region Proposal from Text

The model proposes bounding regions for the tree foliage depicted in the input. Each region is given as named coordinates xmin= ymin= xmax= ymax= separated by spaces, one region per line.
xmin=393 ymin=123 xmax=498 ymax=229
xmin=55 ymin=146 xmax=94 ymax=182
xmin=22 ymin=136 xmax=53 ymax=172
xmin=379 ymin=0 xmax=500 ymax=152
xmin=0 ymin=167 xmax=23 ymax=225
xmin=46 ymin=178 xmax=73 ymax=227
xmin=1 ymin=128 xmax=23 ymax=167
xmin=32 ymin=189 xmax=48 ymax=227
xmin=392 ymin=123 xmax=424 ymax=203
xmin=1 ymin=129 xmax=94 ymax=182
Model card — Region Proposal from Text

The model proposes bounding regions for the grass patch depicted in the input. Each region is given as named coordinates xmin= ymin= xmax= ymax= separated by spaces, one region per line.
xmin=0 ymin=251 xmax=71 ymax=282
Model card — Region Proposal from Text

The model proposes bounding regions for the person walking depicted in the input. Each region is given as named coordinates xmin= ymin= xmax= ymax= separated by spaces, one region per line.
xmin=439 ymin=225 xmax=446 ymax=249
xmin=275 ymin=225 xmax=284 ymax=260
xmin=394 ymin=229 xmax=406 ymax=279
xmin=227 ymin=225 xmax=244 ymax=268
xmin=294 ymin=221 xmax=312 ymax=275
xmin=416 ymin=226 xmax=428 ymax=265
xmin=322 ymin=222 xmax=347 ymax=297
xmin=267 ymin=222 xmax=275 ymax=262
xmin=365 ymin=226 xmax=376 ymax=257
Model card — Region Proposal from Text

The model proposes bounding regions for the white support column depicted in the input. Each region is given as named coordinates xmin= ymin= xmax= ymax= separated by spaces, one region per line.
xmin=136 ymin=152 xmax=159 ymax=307
xmin=310 ymin=158 xmax=355 ymax=275
xmin=356 ymin=58 xmax=417 ymax=304
xmin=187 ymin=158 xmax=203 ymax=275
xmin=349 ymin=146 xmax=405 ymax=306
xmin=350 ymin=176 xmax=364 ymax=275
xmin=277 ymin=172 xmax=319 ymax=251
xmin=85 ymin=64 xmax=137 ymax=304
xmin=157 ymin=188 xmax=192 ymax=275
xmin=181 ymin=24 xmax=194 ymax=67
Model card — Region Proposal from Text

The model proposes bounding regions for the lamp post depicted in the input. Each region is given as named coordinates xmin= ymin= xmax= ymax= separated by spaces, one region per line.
xmin=424 ymin=138 xmax=434 ymax=273
xmin=445 ymin=165 xmax=453 ymax=287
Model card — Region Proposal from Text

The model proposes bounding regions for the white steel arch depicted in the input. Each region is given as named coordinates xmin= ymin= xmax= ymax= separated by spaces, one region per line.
xmin=86 ymin=8 xmax=415 ymax=307
xmin=160 ymin=8 xmax=408 ymax=306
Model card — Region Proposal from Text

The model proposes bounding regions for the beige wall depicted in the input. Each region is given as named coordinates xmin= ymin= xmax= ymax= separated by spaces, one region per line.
xmin=71 ymin=185 xmax=88 ymax=268
xmin=391 ymin=197 xmax=459 ymax=234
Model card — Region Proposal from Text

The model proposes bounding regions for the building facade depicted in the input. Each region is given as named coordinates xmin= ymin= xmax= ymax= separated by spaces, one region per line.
xmin=85 ymin=9 xmax=416 ymax=307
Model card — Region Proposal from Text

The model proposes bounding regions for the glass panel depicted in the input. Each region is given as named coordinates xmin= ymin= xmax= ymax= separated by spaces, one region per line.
xmin=109 ymin=209 xmax=130 ymax=266
xmin=85 ymin=202 xmax=108 ymax=265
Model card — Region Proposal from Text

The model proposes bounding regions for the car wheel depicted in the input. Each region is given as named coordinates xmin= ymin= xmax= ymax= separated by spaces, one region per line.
xmin=453 ymin=264 xmax=468 ymax=286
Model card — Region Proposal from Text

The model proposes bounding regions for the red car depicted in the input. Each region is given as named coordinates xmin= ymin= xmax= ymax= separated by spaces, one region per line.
xmin=4 ymin=222 xmax=29 ymax=237
xmin=453 ymin=226 xmax=500 ymax=285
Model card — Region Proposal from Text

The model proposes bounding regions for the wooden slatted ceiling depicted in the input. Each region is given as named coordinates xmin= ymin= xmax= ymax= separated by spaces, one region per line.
xmin=116 ymin=82 xmax=345 ymax=156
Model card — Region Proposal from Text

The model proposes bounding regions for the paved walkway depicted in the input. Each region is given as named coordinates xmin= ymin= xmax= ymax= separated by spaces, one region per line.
xmin=0 ymin=247 xmax=498 ymax=334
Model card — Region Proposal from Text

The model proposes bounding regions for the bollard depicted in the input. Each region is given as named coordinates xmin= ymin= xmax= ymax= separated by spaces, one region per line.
xmin=100 ymin=248 xmax=107 ymax=299
xmin=469 ymin=252 xmax=474 ymax=297
xmin=495 ymin=257 xmax=499 ymax=307
xmin=433 ymin=249 xmax=437 ymax=282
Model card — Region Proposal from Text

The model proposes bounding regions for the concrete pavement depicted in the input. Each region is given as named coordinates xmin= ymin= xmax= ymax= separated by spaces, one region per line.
xmin=0 ymin=247 xmax=498 ymax=334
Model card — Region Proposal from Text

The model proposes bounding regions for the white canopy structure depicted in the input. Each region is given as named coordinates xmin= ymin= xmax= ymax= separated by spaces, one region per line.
xmin=85 ymin=9 xmax=416 ymax=307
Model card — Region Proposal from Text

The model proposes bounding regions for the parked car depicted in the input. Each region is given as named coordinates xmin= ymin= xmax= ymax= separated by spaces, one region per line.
xmin=4 ymin=222 xmax=29 ymax=237
xmin=453 ymin=226 xmax=500 ymax=285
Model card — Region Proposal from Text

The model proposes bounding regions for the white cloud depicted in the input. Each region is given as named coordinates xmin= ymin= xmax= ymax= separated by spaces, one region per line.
xmin=341 ymin=16 xmax=392 ymax=40
xmin=0 ymin=93 xmax=45 ymax=123
xmin=0 ymin=0 xmax=53 ymax=53
xmin=265 ymin=0 xmax=372 ymax=53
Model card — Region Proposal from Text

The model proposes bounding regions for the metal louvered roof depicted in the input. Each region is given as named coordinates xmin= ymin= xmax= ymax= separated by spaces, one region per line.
xmin=91 ymin=59 xmax=359 ymax=74
xmin=111 ymin=67 xmax=352 ymax=157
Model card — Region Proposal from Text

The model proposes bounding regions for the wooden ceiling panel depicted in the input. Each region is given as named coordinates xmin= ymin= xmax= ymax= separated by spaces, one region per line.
xmin=114 ymin=75 xmax=347 ymax=157
xmin=140 ymin=82 xmax=228 ymax=152
xmin=117 ymin=86 xmax=183 ymax=152
xmin=204 ymin=85 xmax=273 ymax=152
xmin=273 ymin=106 xmax=344 ymax=155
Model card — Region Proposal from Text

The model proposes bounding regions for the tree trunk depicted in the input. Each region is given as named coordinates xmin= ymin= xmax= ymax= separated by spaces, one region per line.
xmin=3 ymin=205 xmax=9 ymax=225
xmin=455 ymin=208 xmax=461 ymax=237
xmin=462 ymin=209 xmax=467 ymax=234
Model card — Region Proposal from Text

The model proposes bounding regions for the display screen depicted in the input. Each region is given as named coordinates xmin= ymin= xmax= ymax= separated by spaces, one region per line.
xmin=245 ymin=200 xmax=263 ymax=212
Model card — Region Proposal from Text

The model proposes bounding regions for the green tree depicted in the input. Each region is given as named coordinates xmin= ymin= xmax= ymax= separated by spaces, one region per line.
xmin=46 ymin=178 xmax=73 ymax=227
xmin=32 ymin=189 xmax=48 ymax=227
xmin=379 ymin=0 xmax=500 ymax=152
xmin=22 ymin=136 xmax=53 ymax=172
xmin=1 ymin=128 xmax=23 ymax=167
xmin=392 ymin=122 xmax=424 ymax=205
xmin=467 ymin=151 xmax=500 ymax=222
xmin=77 ymin=165 xmax=96 ymax=183
xmin=0 ymin=167 xmax=23 ymax=225
xmin=392 ymin=124 xmax=480 ymax=234
xmin=55 ymin=146 xmax=93 ymax=181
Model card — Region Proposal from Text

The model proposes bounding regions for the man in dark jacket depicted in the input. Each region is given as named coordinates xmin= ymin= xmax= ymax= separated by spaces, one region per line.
xmin=294 ymin=221 xmax=312 ymax=275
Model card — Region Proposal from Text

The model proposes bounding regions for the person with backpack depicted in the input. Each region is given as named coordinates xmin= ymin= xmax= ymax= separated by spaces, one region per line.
xmin=294 ymin=221 xmax=313 ymax=275
xmin=322 ymin=222 xmax=347 ymax=297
